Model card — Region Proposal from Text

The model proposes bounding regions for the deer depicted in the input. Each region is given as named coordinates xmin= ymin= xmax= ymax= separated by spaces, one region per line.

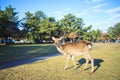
xmin=52 ymin=36 xmax=94 ymax=73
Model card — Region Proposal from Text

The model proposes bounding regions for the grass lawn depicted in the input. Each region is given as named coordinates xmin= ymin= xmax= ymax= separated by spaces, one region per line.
xmin=0 ymin=44 xmax=58 ymax=64
xmin=0 ymin=43 xmax=120 ymax=80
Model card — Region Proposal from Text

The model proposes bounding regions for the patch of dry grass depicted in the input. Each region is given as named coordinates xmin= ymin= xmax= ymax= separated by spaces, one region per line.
xmin=0 ymin=43 xmax=120 ymax=80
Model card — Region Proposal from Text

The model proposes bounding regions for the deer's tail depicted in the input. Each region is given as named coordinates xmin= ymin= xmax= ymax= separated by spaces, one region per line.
xmin=87 ymin=42 xmax=93 ymax=50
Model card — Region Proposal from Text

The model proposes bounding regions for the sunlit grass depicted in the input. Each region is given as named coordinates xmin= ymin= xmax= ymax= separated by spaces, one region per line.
xmin=0 ymin=43 xmax=120 ymax=80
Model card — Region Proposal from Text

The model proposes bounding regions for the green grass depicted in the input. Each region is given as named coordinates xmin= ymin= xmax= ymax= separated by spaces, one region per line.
xmin=0 ymin=43 xmax=120 ymax=80
xmin=0 ymin=44 xmax=58 ymax=64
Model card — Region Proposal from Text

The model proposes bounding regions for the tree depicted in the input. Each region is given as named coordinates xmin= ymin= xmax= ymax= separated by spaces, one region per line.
xmin=80 ymin=25 xmax=92 ymax=40
xmin=113 ymin=23 xmax=120 ymax=36
xmin=107 ymin=22 xmax=120 ymax=41
xmin=59 ymin=13 xmax=84 ymax=41
xmin=89 ymin=29 xmax=101 ymax=42
xmin=39 ymin=17 xmax=58 ymax=43
xmin=23 ymin=11 xmax=46 ymax=43
xmin=0 ymin=5 xmax=20 ymax=44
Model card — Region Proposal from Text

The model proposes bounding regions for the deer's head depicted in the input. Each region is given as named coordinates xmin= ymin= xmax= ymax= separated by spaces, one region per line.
xmin=52 ymin=37 xmax=63 ymax=47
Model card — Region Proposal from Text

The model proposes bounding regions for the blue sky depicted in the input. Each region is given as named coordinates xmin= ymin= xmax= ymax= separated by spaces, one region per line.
xmin=0 ymin=0 xmax=120 ymax=32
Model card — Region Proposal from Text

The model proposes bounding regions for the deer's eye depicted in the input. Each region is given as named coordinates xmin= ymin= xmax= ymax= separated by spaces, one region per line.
xmin=54 ymin=41 xmax=57 ymax=44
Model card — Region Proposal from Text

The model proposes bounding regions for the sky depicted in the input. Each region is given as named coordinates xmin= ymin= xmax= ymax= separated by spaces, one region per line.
xmin=0 ymin=0 xmax=120 ymax=32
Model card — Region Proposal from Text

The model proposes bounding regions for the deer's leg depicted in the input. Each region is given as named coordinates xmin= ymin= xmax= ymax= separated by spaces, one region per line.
xmin=90 ymin=57 xmax=94 ymax=73
xmin=87 ymin=54 xmax=94 ymax=73
xmin=84 ymin=51 xmax=94 ymax=73
xmin=71 ymin=56 xmax=77 ymax=69
xmin=83 ymin=58 xmax=89 ymax=70
xmin=64 ymin=55 xmax=70 ymax=70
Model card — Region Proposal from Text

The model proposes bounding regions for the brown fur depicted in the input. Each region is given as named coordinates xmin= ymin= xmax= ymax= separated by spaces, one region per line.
xmin=52 ymin=37 xmax=94 ymax=73
xmin=61 ymin=41 xmax=89 ymax=55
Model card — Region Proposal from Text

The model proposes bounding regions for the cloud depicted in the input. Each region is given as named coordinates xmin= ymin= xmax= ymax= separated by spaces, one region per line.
xmin=106 ymin=6 xmax=120 ymax=15
xmin=92 ymin=3 xmax=107 ymax=12
xmin=52 ymin=9 xmax=88 ymax=20
xmin=53 ymin=8 xmax=72 ymax=15
xmin=105 ymin=6 xmax=120 ymax=23
xmin=93 ymin=3 xmax=106 ymax=9
xmin=52 ymin=11 xmax=64 ymax=20
xmin=52 ymin=8 xmax=75 ymax=20
xmin=84 ymin=0 xmax=91 ymax=3
xmin=75 ymin=10 xmax=88 ymax=17
xmin=92 ymin=14 xmax=120 ymax=32
xmin=84 ymin=0 xmax=104 ymax=3
xmin=91 ymin=6 xmax=120 ymax=31
xmin=53 ymin=11 xmax=62 ymax=14
xmin=91 ymin=0 xmax=104 ymax=3
xmin=64 ymin=8 xmax=71 ymax=12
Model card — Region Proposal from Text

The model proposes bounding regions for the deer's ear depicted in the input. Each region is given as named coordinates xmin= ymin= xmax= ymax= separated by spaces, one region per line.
xmin=60 ymin=36 xmax=63 ymax=40
xmin=52 ymin=37 xmax=55 ymax=40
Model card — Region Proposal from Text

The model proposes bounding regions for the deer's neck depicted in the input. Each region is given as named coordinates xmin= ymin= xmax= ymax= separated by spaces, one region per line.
xmin=56 ymin=43 xmax=66 ymax=55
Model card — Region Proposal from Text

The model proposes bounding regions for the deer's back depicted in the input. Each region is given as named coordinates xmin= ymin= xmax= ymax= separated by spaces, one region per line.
xmin=61 ymin=40 xmax=90 ymax=55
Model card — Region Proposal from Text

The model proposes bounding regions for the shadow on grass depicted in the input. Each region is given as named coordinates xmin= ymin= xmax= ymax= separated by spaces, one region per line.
xmin=0 ymin=44 xmax=60 ymax=69
xmin=77 ymin=58 xmax=104 ymax=73
xmin=0 ymin=54 xmax=60 ymax=69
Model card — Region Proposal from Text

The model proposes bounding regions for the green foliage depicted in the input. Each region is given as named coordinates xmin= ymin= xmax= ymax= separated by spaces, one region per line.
xmin=39 ymin=17 xmax=58 ymax=39
xmin=0 ymin=5 xmax=119 ymax=43
xmin=89 ymin=29 xmax=101 ymax=42
xmin=0 ymin=5 xmax=19 ymax=41
xmin=107 ymin=23 xmax=120 ymax=40
xmin=22 ymin=11 xmax=47 ymax=43
xmin=26 ymin=32 xmax=33 ymax=42
xmin=59 ymin=13 xmax=84 ymax=37
xmin=4 ymin=5 xmax=18 ymax=22
xmin=79 ymin=25 xmax=92 ymax=40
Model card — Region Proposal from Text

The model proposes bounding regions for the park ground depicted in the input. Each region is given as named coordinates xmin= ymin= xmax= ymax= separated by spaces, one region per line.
xmin=0 ymin=43 xmax=120 ymax=80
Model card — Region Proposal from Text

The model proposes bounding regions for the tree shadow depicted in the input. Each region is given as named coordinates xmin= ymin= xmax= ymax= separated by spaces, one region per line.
xmin=0 ymin=54 xmax=60 ymax=69
xmin=77 ymin=58 xmax=104 ymax=73
xmin=0 ymin=44 xmax=60 ymax=69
